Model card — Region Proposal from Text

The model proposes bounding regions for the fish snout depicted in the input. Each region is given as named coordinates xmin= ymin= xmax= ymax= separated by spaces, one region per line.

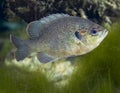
xmin=98 ymin=29 xmax=108 ymax=37
xmin=98 ymin=29 xmax=108 ymax=43
xmin=102 ymin=29 xmax=108 ymax=38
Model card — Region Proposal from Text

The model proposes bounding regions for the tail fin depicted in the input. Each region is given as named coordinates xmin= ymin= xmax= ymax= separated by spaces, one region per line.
xmin=10 ymin=35 xmax=30 ymax=61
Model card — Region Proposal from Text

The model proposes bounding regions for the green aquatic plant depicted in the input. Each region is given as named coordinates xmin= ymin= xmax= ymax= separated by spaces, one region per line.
xmin=0 ymin=21 xmax=120 ymax=93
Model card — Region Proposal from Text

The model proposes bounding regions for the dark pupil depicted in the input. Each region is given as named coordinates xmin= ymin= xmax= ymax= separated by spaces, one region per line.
xmin=91 ymin=29 xmax=97 ymax=34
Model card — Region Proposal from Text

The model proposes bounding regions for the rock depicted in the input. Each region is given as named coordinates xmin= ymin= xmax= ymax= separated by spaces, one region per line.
xmin=7 ymin=0 xmax=120 ymax=24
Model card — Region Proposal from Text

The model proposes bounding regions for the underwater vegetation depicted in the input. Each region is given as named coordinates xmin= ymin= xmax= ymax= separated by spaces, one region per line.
xmin=0 ymin=20 xmax=120 ymax=93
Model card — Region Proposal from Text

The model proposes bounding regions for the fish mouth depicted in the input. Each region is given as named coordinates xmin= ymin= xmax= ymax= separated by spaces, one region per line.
xmin=99 ymin=29 xmax=108 ymax=43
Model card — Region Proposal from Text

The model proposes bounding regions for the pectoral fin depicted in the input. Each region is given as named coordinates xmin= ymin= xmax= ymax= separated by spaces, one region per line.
xmin=37 ymin=52 xmax=57 ymax=63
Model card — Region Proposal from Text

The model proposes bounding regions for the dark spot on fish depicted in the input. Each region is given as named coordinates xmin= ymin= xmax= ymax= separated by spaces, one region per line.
xmin=75 ymin=31 xmax=82 ymax=40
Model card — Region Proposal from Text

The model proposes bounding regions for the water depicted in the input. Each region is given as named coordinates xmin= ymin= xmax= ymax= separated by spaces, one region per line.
xmin=0 ymin=0 xmax=120 ymax=93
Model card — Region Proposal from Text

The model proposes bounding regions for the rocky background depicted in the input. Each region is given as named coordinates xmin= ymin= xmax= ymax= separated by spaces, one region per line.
xmin=8 ymin=0 xmax=120 ymax=24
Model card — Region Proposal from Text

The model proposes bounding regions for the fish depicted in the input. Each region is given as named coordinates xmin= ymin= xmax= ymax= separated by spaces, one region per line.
xmin=10 ymin=13 xmax=108 ymax=63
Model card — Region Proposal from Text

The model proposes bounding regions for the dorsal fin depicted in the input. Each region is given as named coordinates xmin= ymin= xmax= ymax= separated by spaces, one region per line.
xmin=26 ymin=20 xmax=41 ymax=39
xmin=39 ymin=13 xmax=70 ymax=24
xmin=26 ymin=13 xmax=70 ymax=39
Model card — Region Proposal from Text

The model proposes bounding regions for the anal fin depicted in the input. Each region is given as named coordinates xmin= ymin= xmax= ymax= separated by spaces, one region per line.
xmin=37 ymin=52 xmax=57 ymax=63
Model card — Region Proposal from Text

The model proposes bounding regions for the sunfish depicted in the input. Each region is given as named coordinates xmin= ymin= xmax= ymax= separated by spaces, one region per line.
xmin=11 ymin=14 xmax=108 ymax=63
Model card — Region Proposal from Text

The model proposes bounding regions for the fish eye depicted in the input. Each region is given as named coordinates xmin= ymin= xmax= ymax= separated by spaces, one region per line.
xmin=90 ymin=29 xmax=98 ymax=35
